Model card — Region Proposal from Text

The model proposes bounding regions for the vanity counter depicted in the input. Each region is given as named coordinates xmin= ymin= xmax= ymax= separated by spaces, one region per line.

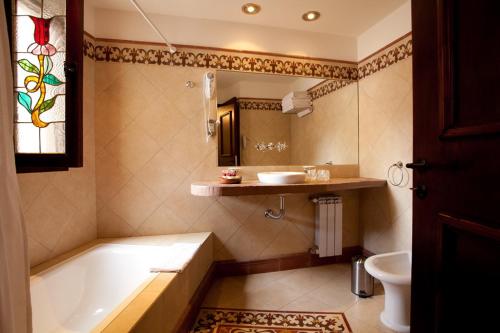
xmin=191 ymin=177 xmax=386 ymax=196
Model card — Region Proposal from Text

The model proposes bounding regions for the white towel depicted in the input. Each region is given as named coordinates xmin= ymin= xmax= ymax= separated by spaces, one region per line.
xmin=282 ymin=96 xmax=311 ymax=103
xmin=149 ymin=243 xmax=199 ymax=273
xmin=282 ymin=105 xmax=311 ymax=113
xmin=283 ymin=91 xmax=309 ymax=100
xmin=282 ymin=100 xmax=312 ymax=109
xmin=150 ymin=262 xmax=188 ymax=273
xmin=297 ymin=108 xmax=313 ymax=118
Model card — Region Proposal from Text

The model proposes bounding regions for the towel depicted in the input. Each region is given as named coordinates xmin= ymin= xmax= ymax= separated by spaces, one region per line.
xmin=297 ymin=108 xmax=313 ymax=118
xmin=282 ymin=95 xmax=312 ymax=110
xmin=149 ymin=242 xmax=199 ymax=273
xmin=150 ymin=262 xmax=188 ymax=273
xmin=282 ymin=100 xmax=312 ymax=110
xmin=282 ymin=91 xmax=309 ymax=100
xmin=282 ymin=106 xmax=311 ymax=114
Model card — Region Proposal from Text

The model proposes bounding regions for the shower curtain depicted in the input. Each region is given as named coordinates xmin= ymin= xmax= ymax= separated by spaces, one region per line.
xmin=0 ymin=4 xmax=32 ymax=333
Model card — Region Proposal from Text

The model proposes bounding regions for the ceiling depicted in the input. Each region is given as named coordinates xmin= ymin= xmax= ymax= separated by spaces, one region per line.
xmin=88 ymin=0 xmax=408 ymax=37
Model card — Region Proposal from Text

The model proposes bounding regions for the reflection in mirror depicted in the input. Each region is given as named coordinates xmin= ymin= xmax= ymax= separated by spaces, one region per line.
xmin=216 ymin=71 xmax=358 ymax=167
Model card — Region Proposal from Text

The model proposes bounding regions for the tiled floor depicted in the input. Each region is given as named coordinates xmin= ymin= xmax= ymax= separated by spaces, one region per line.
xmin=201 ymin=263 xmax=396 ymax=333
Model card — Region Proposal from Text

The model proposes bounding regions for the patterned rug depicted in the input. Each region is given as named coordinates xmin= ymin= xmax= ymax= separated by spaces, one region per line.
xmin=191 ymin=308 xmax=352 ymax=333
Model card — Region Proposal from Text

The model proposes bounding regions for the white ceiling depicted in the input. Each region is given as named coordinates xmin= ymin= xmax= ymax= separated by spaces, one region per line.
xmin=88 ymin=0 xmax=408 ymax=37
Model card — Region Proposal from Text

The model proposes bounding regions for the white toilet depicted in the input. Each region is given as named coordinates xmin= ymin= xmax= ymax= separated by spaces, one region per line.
xmin=364 ymin=251 xmax=411 ymax=333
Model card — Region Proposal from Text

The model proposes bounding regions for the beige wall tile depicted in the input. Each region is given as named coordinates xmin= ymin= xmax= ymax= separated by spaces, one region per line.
xmin=358 ymin=57 xmax=413 ymax=254
xmin=94 ymin=62 xmax=360 ymax=261
xmin=108 ymin=178 xmax=161 ymax=229
xmin=22 ymin=50 xmax=410 ymax=267
xmin=21 ymin=58 xmax=97 ymax=267
xmin=87 ymin=37 xmax=381 ymax=264
xmin=240 ymin=108 xmax=291 ymax=166
xmin=290 ymin=82 xmax=358 ymax=165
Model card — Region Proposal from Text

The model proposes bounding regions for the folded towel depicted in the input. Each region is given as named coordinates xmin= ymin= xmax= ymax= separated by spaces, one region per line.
xmin=283 ymin=91 xmax=309 ymax=100
xmin=282 ymin=101 xmax=312 ymax=109
xmin=282 ymin=101 xmax=312 ymax=110
xmin=282 ymin=96 xmax=311 ymax=104
xmin=150 ymin=261 xmax=189 ymax=273
xmin=149 ymin=243 xmax=199 ymax=273
xmin=282 ymin=105 xmax=311 ymax=113
xmin=297 ymin=108 xmax=313 ymax=118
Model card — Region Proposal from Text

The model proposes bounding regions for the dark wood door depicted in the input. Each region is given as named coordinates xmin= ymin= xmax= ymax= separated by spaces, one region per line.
xmin=411 ymin=0 xmax=500 ymax=332
xmin=217 ymin=98 xmax=240 ymax=166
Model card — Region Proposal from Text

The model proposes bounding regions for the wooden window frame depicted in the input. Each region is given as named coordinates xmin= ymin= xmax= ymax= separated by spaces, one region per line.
xmin=5 ymin=0 xmax=83 ymax=173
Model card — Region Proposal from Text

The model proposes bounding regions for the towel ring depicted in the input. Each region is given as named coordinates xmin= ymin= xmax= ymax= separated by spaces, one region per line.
xmin=387 ymin=161 xmax=409 ymax=187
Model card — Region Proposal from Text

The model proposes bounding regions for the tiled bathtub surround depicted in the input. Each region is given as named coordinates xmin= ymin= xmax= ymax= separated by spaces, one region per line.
xmin=358 ymin=33 xmax=413 ymax=253
xmin=19 ymin=57 xmax=97 ymax=267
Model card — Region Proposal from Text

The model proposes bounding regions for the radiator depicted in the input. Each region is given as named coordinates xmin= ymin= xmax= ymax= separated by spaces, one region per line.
xmin=313 ymin=196 xmax=342 ymax=257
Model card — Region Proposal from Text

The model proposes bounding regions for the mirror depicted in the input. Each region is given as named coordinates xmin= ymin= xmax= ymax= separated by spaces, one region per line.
xmin=216 ymin=70 xmax=358 ymax=166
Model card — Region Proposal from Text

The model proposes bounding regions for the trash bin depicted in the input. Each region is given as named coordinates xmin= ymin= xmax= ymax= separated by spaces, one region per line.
xmin=351 ymin=255 xmax=374 ymax=298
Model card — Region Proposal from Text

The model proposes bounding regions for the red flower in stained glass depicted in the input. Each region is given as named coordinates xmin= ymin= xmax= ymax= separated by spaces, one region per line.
xmin=28 ymin=16 xmax=56 ymax=56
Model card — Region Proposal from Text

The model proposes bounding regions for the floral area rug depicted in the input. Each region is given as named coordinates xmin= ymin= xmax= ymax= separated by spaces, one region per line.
xmin=191 ymin=308 xmax=352 ymax=333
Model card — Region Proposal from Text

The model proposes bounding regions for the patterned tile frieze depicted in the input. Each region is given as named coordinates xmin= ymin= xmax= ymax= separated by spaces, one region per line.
xmin=82 ymin=37 xmax=358 ymax=80
xmin=308 ymin=80 xmax=354 ymax=101
xmin=358 ymin=33 xmax=412 ymax=80
xmin=83 ymin=37 xmax=95 ymax=60
xmin=83 ymin=33 xmax=412 ymax=83
xmin=238 ymin=98 xmax=282 ymax=111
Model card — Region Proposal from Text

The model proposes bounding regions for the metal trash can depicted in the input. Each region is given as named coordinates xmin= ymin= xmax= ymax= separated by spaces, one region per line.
xmin=351 ymin=255 xmax=374 ymax=298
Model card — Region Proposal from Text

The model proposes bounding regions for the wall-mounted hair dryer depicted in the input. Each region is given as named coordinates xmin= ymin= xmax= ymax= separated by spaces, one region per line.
xmin=203 ymin=72 xmax=216 ymax=141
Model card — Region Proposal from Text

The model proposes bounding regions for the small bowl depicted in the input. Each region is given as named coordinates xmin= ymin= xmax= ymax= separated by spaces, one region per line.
xmin=219 ymin=176 xmax=242 ymax=184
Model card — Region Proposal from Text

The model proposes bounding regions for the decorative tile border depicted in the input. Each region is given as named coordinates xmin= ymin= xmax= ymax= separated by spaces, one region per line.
xmin=358 ymin=32 xmax=412 ymax=80
xmin=308 ymin=80 xmax=354 ymax=101
xmin=82 ymin=35 xmax=357 ymax=80
xmin=238 ymin=98 xmax=282 ymax=111
xmin=83 ymin=37 xmax=95 ymax=60
xmin=83 ymin=32 xmax=413 ymax=99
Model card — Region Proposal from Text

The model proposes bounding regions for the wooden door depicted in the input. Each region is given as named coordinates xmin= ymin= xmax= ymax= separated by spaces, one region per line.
xmin=217 ymin=98 xmax=240 ymax=166
xmin=411 ymin=0 xmax=500 ymax=332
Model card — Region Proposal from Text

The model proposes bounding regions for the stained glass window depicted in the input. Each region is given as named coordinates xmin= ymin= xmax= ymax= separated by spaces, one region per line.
xmin=12 ymin=0 xmax=67 ymax=154
xmin=8 ymin=0 xmax=83 ymax=171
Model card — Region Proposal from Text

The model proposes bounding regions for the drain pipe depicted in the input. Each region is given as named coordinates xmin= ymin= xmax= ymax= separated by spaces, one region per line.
xmin=265 ymin=195 xmax=285 ymax=219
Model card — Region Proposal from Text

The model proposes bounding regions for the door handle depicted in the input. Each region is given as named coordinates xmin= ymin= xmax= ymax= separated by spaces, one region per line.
xmin=410 ymin=185 xmax=427 ymax=199
xmin=406 ymin=159 xmax=427 ymax=170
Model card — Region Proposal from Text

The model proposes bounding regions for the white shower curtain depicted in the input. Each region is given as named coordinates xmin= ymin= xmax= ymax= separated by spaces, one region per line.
xmin=0 ymin=5 xmax=32 ymax=333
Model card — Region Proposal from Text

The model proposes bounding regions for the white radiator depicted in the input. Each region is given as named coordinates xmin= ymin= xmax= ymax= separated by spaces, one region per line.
xmin=313 ymin=196 xmax=342 ymax=257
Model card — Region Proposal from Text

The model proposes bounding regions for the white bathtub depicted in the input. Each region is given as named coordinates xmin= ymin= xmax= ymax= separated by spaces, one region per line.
xmin=30 ymin=239 xmax=202 ymax=333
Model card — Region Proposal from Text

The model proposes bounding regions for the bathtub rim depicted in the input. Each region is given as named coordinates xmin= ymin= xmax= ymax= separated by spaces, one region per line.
xmin=30 ymin=233 xmax=213 ymax=332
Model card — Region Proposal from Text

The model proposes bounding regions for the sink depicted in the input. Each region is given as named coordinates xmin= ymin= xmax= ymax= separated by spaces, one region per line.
xmin=257 ymin=172 xmax=306 ymax=184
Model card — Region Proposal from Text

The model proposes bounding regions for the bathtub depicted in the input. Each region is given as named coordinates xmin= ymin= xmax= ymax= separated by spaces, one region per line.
xmin=30 ymin=234 xmax=212 ymax=333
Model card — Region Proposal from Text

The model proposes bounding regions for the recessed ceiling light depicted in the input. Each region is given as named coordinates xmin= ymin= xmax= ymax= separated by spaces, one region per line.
xmin=242 ymin=3 xmax=261 ymax=15
xmin=302 ymin=11 xmax=320 ymax=22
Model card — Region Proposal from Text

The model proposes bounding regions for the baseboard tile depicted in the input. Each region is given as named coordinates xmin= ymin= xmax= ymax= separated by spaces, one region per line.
xmin=215 ymin=246 xmax=363 ymax=277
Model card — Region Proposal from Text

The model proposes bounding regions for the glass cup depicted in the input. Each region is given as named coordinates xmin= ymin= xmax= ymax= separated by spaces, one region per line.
xmin=317 ymin=169 xmax=330 ymax=181
xmin=305 ymin=168 xmax=317 ymax=181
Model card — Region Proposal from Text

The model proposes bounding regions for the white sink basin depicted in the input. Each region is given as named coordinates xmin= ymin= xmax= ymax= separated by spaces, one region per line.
xmin=257 ymin=172 xmax=306 ymax=184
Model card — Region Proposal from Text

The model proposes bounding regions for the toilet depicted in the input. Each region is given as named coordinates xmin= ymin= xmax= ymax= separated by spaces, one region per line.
xmin=364 ymin=251 xmax=411 ymax=333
